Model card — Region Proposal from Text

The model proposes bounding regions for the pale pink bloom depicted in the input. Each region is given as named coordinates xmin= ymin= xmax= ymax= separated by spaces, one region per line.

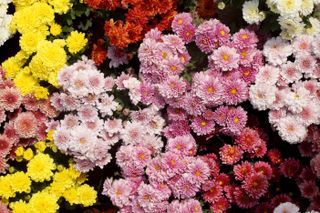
xmin=296 ymin=53 xmax=317 ymax=75
xmin=277 ymin=116 xmax=307 ymax=144
xmin=104 ymin=77 xmax=115 ymax=91
xmin=120 ymin=121 xmax=146 ymax=145
xmin=0 ymin=87 xmax=21 ymax=112
xmin=249 ymin=83 xmax=277 ymax=110
xmin=13 ymin=112 xmax=38 ymax=138
xmin=97 ymin=94 xmax=118 ymax=116
xmin=293 ymin=34 xmax=313 ymax=55
xmin=158 ymin=75 xmax=187 ymax=99
xmin=107 ymin=46 xmax=128 ymax=68
xmin=274 ymin=202 xmax=300 ymax=213
xmin=280 ymin=61 xmax=302 ymax=83
xmin=106 ymin=179 xmax=135 ymax=208
xmin=255 ymin=65 xmax=279 ymax=85
xmin=263 ymin=37 xmax=292 ymax=66
xmin=104 ymin=119 xmax=122 ymax=135
xmin=210 ymin=46 xmax=240 ymax=71
xmin=78 ymin=105 xmax=98 ymax=121
xmin=87 ymin=70 xmax=105 ymax=95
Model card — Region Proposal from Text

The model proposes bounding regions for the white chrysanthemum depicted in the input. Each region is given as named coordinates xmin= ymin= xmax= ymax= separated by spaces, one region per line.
xmin=269 ymin=109 xmax=287 ymax=127
xmin=280 ymin=61 xmax=302 ymax=83
xmin=263 ymin=37 xmax=292 ymax=65
xmin=278 ymin=16 xmax=305 ymax=40
xmin=274 ymin=202 xmax=300 ymax=213
xmin=242 ymin=0 xmax=265 ymax=24
xmin=276 ymin=0 xmax=302 ymax=17
xmin=300 ymin=0 xmax=314 ymax=16
xmin=266 ymin=0 xmax=280 ymax=13
xmin=297 ymin=100 xmax=320 ymax=125
xmin=270 ymin=88 xmax=288 ymax=110
xmin=249 ymin=83 xmax=277 ymax=110
xmin=285 ymin=86 xmax=311 ymax=113
xmin=277 ymin=116 xmax=307 ymax=143
xmin=255 ymin=65 xmax=279 ymax=85
xmin=306 ymin=17 xmax=320 ymax=36
xmin=0 ymin=3 xmax=8 ymax=17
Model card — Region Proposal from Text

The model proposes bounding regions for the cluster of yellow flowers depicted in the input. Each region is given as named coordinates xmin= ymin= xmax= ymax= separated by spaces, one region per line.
xmin=0 ymin=132 xmax=97 ymax=213
xmin=1 ymin=0 xmax=88 ymax=99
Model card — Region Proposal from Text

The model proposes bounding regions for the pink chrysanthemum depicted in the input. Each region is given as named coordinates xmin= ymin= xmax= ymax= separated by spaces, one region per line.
xmin=195 ymin=77 xmax=224 ymax=105
xmin=255 ymin=65 xmax=279 ymax=85
xmin=175 ymin=23 xmax=196 ymax=44
xmin=0 ymin=109 xmax=5 ymax=124
xmin=167 ymin=107 xmax=187 ymax=121
xmin=146 ymin=157 xmax=169 ymax=182
xmin=237 ymin=47 xmax=256 ymax=66
xmin=120 ymin=121 xmax=146 ymax=145
xmin=202 ymin=180 xmax=223 ymax=203
xmin=212 ymin=106 xmax=229 ymax=126
xmin=234 ymin=187 xmax=257 ymax=209
xmin=233 ymin=161 xmax=253 ymax=181
xmin=107 ymin=46 xmax=128 ymax=68
xmin=242 ymin=174 xmax=268 ymax=199
xmin=216 ymin=173 xmax=230 ymax=188
xmin=181 ymin=93 xmax=205 ymax=116
xmin=214 ymin=23 xmax=230 ymax=44
xmin=106 ymin=179 xmax=135 ymax=208
xmin=280 ymin=61 xmax=302 ymax=84
xmin=239 ymin=66 xmax=257 ymax=83
xmin=0 ymin=87 xmax=21 ymax=112
xmin=171 ymin=12 xmax=193 ymax=32
xmin=195 ymin=19 xmax=220 ymax=53
xmin=187 ymin=159 xmax=210 ymax=184
xmin=293 ymin=34 xmax=313 ymax=55
xmin=0 ymin=135 xmax=13 ymax=158
xmin=183 ymin=199 xmax=202 ymax=213
xmin=163 ymin=56 xmax=184 ymax=76
xmin=210 ymin=46 xmax=240 ymax=71
xmin=190 ymin=116 xmax=215 ymax=136
xmin=104 ymin=119 xmax=122 ymax=135
xmin=166 ymin=134 xmax=196 ymax=156
xmin=13 ymin=112 xmax=38 ymax=138
xmin=232 ymin=29 xmax=258 ymax=48
xmin=162 ymin=35 xmax=185 ymax=52
xmin=169 ymin=176 xmax=199 ymax=199
xmin=271 ymin=194 xmax=292 ymax=208
xmin=158 ymin=75 xmax=187 ymax=99
xmin=78 ymin=105 xmax=98 ymax=121
xmin=162 ymin=152 xmax=184 ymax=177
xmin=296 ymin=54 xmax=317 ymax=74
xmin=226 ymin=107 xmax=247 ymax=135
xmin=163 ymin=120 xmax=190 ymax=138
xmin=299 ymin=181 xmax=319 ymax=199
xmin=223 ymin=79 xmax=248 ymax=105
xmin=235 ymin=128 xmax=261 ymax=153
xmin=280 ymin=158 xmax=301 ymax=178
xmin=219 ymin=144 xmax=243 ymax=165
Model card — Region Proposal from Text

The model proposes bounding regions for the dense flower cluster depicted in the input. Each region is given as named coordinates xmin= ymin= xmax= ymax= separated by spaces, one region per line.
xmin=250 ymin=34 xmax=320 ymax=143
xmin=0 ymin=134 xmax=97 ymax=213
xmin=0 ymin=67 xmax=57 ymax=174
xmin=1 ymin=0 xmax=87 ymax=98
xmin=242 ymin=0 xmax=320 ymax=40
xmin=0 ymin=0 xmax=12 ymax=46
xmin=138 ymin=13 xmax=263 ymax=137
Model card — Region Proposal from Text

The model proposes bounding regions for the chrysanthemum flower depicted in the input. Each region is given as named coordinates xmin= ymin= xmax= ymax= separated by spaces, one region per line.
xmin=212 ymin=106 xmax=229 ymax=126
xmin=190 ymin=116 xmax=215 ymax=136
xmin=202 ymin=180 xmax=223 ymax=203
xmin=277 ymin=116 xmax=307 ymax=144
xmin=171 ymin=13 xmax=193 ymax=32
xmin=182 ymin=94 xmax=205 ymax=116
xmin=219 ymin=144 xmax=243 ymax=165
xmin=233 ymin=187 xmax=257 ymax=209
xmin=235 ymin=128 xmax=261 ymax=153
xmin=27 ymin=153 xmax=55 ymax=182
xmin=187 ymin=159 xmax=210 ymax=184
xmin=232 ymin=29 xmax=258 ymax=48
xmin=195 ymin=19 xmax=220 ymax=53
xmin=13 ymin=112 xmax=38 ymax=138
xmin=263 ymin=37 xmax=292 ymax=66
xmin=0 ymin=135 xmax=12 ymax=158
xmin=255 ymin=65 xmax=279 ymax=85
xmin=234 ymin=161 xmax=253 ymax=181
xmin=0 ymin=87 xmax=21 ymax=112
xmin=210 ymin=46 xmax=240 ymax=71
xmin=254 ymin=162 xmax=272 ymax=180
xmin=226 ymin=107 xmax=247 ymax=135
xmin=242 ymin=174 xmax=268 ymax=199
xmin=158 ymin=75 xmax=187 ymax=99
xmin=223 ymin=79 xmax=248 ymax=105
xmin=280 ymin=61 xmax=302 ymax=83
xmin=274 ymin=202 xmax=300 ymax=213
xmin=299 ymin=181 xmax=319 ymax=199
xmin=280 ymin=158 xmax=301 ymax=178
xmin=166 ymin=134 xmax=196 ymax=156
xmin=107 ymin=46 xmax=128 ymax=68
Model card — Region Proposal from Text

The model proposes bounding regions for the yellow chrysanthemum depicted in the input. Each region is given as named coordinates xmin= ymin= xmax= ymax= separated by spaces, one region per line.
xmin=29 ymin=191 xmax=59 ymax=213
xmin=0 ymin=176 xmax=15 ymax=199
xmin=47 ymin=0 xmax=72 ymax=14
xmin=15 ymin=146 xmax=24 ymax=157
xmin=10 ymin=172 xmax=31 ymax=193
xmin=50 ymin=23 xmax=62 ymax=36
xmin=77 ymin=184 xmax=97 ymax=207
xmin=34 ymin=141 xmax=47 ymax=152
xmin=36 ymin=40 xmax=67 ymax=71
xmin=2 ymin=57 xmax=21 ymax=79
xmin=23 ymin=148 xmax=34 ymax=161
xmin=63 ymin=187 xmax=78 ymax=205
xmin=34 ymin=86 xmax=49 ymax=100
xmin=19 ymin=31 xmax=46 ymax=54
xmin=10 ymin=200 xmax=29 ymax=213
xmin=66 ymin=31 xmax=88 ymax=54
xmin=27 ymin=153 xmax=56 ymax=182
xmin=13 ymin=72 xmax=37 ymax=96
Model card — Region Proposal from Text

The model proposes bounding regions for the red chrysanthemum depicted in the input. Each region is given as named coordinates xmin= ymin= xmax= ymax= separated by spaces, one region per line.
xmin=254 ymin=202 xmax=273 ymax=213
xmin=219 ymin=144 xmax=243 ymax=165
xmin=254 ymin=161 xmax=272 ymax=180
xmin=267 ymin=149 xmax=282 ymax=165
xmin=210 ymin=196 xmax=230 ymax=213
xmin=242 ymin=174 xmax=269 ymax=199
xmin=216 ymin=173 xmax=230 ymax=188
xmin=299 ymin=181 xmax=319 ymax=199
xmin=234 ymin=187 xmax=257 ymax=209
xmin=280 ymin=158 xmax=301 ymax=178
xmin=235 ymin=128 xmax=261 ymax=152
xmin=0 ymin=87 xmax=21 ymax=112
xmin=202 ymin=180 xmax=223 ymax=203
xmin=13 ymin=112 xmax=39 ymax=138
xmin=234 ymin=161 xmax=253 ymax=181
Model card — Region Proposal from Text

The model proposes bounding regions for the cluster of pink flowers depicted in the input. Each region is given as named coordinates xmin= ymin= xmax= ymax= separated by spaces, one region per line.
xmin=0 ymin=68 xmax=57 ymax=173
xmin=103 ymin=132 xmax=211 ymax=212
xmin=138 ymin=13 xmax=263 ymax=137
xmin=50 ymin=57 xmax=148 ymax=172
xmin=250 ymin=34 xmax=320 ymax=144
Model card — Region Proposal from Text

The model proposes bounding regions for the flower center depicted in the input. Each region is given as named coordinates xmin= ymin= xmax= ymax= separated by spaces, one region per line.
xmin=229 ymin=88 xmax=238 ymax=94
xmin=207 ymin=86 xmax=215 ymax=93
xmin=220 ymin=30 xmax=225 ymax=36
xmin=222 ymin=53 xmax=230 ymax=61
xmin=200 ymin=121 xmax=207 ymax=126
xmin=241 ymin=34 xmax=248 ymax=40
xmin=177 ymin=19 xmax=183 ymax=25
xmin=234 ymin=117 xmax=240 ymax=123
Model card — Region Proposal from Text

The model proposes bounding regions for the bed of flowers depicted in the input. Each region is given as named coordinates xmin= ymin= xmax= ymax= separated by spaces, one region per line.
xmin=0 ymin=0 xmax=319 ymax=212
